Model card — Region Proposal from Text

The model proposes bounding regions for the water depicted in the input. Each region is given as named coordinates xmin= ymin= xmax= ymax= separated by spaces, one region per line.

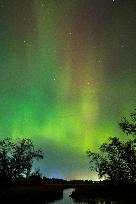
xmin=50 ymin=188 xmax=74 ymax=204
xmin=49 ymin=189 xmax=117 ymax=204
xmin=49 ymin=188 xmax=131 ymax=204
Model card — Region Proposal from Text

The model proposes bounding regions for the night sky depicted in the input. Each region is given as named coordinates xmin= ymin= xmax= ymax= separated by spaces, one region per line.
xmin=0 ymin=0 xmax=136 ymax=180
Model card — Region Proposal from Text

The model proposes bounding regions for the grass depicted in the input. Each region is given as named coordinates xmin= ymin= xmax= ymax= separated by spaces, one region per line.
xmin=71 ymin=183 xmax=136 ymax=203
xmin=0 ymin=185 xmax=64 ymax=204
xmin=0 ymin=182 xmax=135 ymax=203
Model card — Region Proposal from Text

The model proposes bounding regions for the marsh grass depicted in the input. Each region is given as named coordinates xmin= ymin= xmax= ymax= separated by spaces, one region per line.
xmin=71 ymin=183 xmax=136 ymax=204
xmin=0 ymin=185 xmax=65 ymax=204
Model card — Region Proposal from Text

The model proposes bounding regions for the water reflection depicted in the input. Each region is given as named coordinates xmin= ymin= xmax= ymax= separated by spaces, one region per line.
xmin=50 ymin=188 xmax=74 ymax=204
xmin=0 ymin=188 xmax=133 ymax=204
xmin=74 ymin=201 xmax=118 ymax=204
xmin=73 ymin=198 xmax=135 ymax=204
xmin=49 ymin=188 xmax=118 ymax=204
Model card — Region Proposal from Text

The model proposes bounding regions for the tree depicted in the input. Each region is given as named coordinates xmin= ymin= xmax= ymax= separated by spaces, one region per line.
xmin=0 ymin=138 xmax=43 ymax=184
xmin=0 ymin=138 xmax=13 ymax=183
xmin=119 ymin=110 xmax=136 ymax=136
xmin=28 ymin=168 xmax=43 ymax=185
xmin=87 ymin=110 xmax=136 ymax=183
xmin=119 ymin=110 xmax=136 ymax=152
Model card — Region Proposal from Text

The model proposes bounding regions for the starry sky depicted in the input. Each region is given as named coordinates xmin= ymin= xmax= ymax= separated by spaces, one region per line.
xmin=0 ymin=0 xmax=136 ymax=180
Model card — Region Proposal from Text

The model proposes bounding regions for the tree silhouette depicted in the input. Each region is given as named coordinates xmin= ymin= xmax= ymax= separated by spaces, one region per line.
xmin=87 ymin=110 xmax=136 ymax=183
xmin=119 ymin=110 xmax=136 ymax=136
xmin=0 ymin=138 xmax=43 ymax=184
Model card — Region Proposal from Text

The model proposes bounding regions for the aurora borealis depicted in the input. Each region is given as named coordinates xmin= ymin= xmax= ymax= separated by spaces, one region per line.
xmin=0 ymin=0 xmax=136 ymax=180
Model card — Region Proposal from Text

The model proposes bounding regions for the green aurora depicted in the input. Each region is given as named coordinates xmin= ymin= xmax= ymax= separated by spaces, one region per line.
xmin=0 ymin=0 xmax=136 ymax=179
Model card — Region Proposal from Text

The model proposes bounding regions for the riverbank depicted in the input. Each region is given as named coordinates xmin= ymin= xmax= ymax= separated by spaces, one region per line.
xmin=0 ymin=183 xmax=136 ymax=204
xmin=0 ymin=183 xmax=80 ymax=203
xmin=0 ymin=185 xmax=65 ymax=204
xmin=71 ymin=183 xmax=136 ymax=203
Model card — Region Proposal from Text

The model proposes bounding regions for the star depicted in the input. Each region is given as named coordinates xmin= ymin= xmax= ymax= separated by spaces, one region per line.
xmin=68 ymin=32 xmax=72 ymax=37
xmin=121 ymin=44 xmax=125 ymax=48
xmin=98 ymin=59 xmax=102 ymax=63
xmin=23 ymin=40 xmax=32 ymax=47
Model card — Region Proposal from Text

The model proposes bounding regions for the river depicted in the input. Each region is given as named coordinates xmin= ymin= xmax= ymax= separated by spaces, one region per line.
xmin=49 ymin=188 xmax=119 ymax=204
xmin=50 ymin=188 xmax=74 ymax=204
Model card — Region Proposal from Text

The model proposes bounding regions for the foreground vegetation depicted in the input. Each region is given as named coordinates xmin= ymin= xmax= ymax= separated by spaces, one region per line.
xmin=71 ymin=110 xmax=136 ymax=203
xmin=87 ymin=110 xmax=136 ymax=183
xmin=0 ymin=137 xmax=43 ymax=186
xmin=0 ymin=181 xmax=135 ymax=204
xmin=71 ymin=182 xmax=136 ymax=203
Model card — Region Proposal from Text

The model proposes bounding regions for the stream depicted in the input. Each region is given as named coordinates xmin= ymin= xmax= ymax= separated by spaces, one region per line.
xmin=50 ymin=188 xmax=74 ymax=204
